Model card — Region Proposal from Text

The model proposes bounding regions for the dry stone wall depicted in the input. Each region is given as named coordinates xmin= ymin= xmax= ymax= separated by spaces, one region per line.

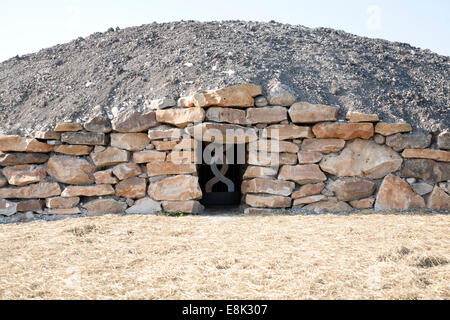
xmin=0 ymin=83 xmax=449 ymax=222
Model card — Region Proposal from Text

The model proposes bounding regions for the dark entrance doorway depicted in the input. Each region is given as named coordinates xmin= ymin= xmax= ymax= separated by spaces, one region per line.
xmin=198 ymin=142 xmax=244 ymax=207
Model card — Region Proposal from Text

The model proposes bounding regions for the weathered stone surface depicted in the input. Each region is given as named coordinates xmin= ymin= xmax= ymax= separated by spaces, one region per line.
xmin=293 ymin=195 xmax=327 ymax=206
xmin=54 ymin=123 xmax=83 ymax=132
xmin=33 ymin=130 xmax=61 ymax=140
xmin=349 ymin=197 xmax=375 ymax=209
xmin=289 ymin=102 xmax=338 ymax=123
xmin=248 ymin=139 xmax=299 ymax=154
xmin=303 ymin=199 xmax=352 ymax=212
xmin=401 ymin=159 xmax=450 ymax=184
xmin=437 ymin=131 xmax=450 ymax=150
xmin=2 ymin=165 xmax=46 ymax=186
xmin=91 ymin=147 xmax=130 ymax=167
xmin=254 ymin=96 xmax=268 ymax=107
xmin=147 ymin=162 xmax=197 ymax=176
xmin=61 ymin=184 xmax=115 ymax=197
xmin=301 ymin=139 xmax=345 ymax=154
xmin=262 ymin=124 xmax=314 ymax=140
xmin=248 ymin=152 xmax=297 ymax=166
xmin=402 ymin=149 xmax=450 ymax=162
xmin=206 ymin=107 xmax=247 ymax=125
xmin=243 ymin=166 xmax=278 ymax=179
xmin=244 ymin=207 xmax=276 ymax=214
xmin=0 ymin=171 xmax=6 ymax=187
xmin=374 ymin=134 xmax=385 ymax=144
xmin=246 ymin=106 xmax=287 ymax=124
xmin=297 ymin=151 xmax=323 ymax=164
xmin=180 ymin=83 xmax=262 ymax=108
xmin=166 ymin=151 xmax=197 ymax=163
xmin=147 ymin=97 xmax=176 ymax=110
xmin=83 ymin=116 xmax=112 ymax=133
xmin=266 ymin=81 xmax=296 ymax=106
xmin=110 ymin=133 xmax=150 ymax=151
xmin=115 ymin=177 xmax=146 ymax=199
xmin=375 ymin=174 xmax=425 ymax=211
xmin=156 ymin=108 xmax=205 ymax=128
xmin=242 ymin=178 xmax=295 ymax=196
xmin=426 ymin=187 xmax=450 ymax=210
xmin=47 ymin=156 xmax=95 ymax=184
xmin=245 ymin=194 xmax=291 ymax=208
xmin=346 ymin=112 xmax=379 ymax=123
xmin=61 ymin=132 xmax=106 ymax=145
xmin=83 ymin=199 xmax=127 ymax=216
xmin=375 ymin=123 xmax=412 ymax=136
xmin=312 ymin=123 xmax=374 ymax=140
xmin=0 ymin=182 xmax=61 ymax=199
xmin=46 ymin=197 xmax=80 ymax=209
xmin=0 ymin=135 xmax=54 ymax=152
xmin=0 ymin=152 xmax=48 ymax=166
xmin=16 ymin=200 xmax=44 ymax=212
xmin=112 ymin=109 xmax=158 ymax=132
xmin=161 ymin=200 xmax=204 ymax=214
xmin=147 ymin=126 xmax=183 ymax=140
xmin=385 ymin=132 xmax=431 ymax=151
xmin=278 ymin=164 xmax=327 ymax=184
xmin=320 ymin=139 xmax=402 ymax=179
xmin=0 ymin=199 xmax=17 ymax=216
xmin=291 ymin=183 xmax=324 ymax=199
xmin=411 ymin=183 xmax=434 ymax=196
xmin=148 ymin=175 xmax=202 ymax=201
xmin=112 ymin=163 xmax=142 ymax=180
xmin=185 ymin=122 xmax=257 ymax=144
xmin=45 ymin=208 xmax=81 ymax=215
xmin=54 ymin=145 xmax=93 ymax=156
xmin=132 ymin=150 xmax=166 ymax=164
xmin=328 ymin=178 xmax=376 ymax=201
xmin=126 ymin=197 xmax=162 ymax=214
xmin=152 ymin=139 xmax=195 ymax=151
xmin=94 ymin=169 xmax=118 ymax=184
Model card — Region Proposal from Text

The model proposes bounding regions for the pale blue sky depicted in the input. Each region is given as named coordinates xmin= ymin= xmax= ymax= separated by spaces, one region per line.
xmin=1 ymin=0 xmax=449 ymax=62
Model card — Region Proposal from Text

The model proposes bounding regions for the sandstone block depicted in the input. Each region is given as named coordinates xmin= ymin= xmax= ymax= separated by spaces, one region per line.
xmin=0 ymin=171 xmax=6 ymax=187
xmin=91 ymin=147 xmax=130 ymax=167
xmin=156 ymin=108 xmax=205 ymax=128
xmin=147 ymin=162 xmax=197 ymax=176
xmin=278 ymin=164 xmax=327 ymax=184
xmin=297 ymin=151 xmax=323 ymax=164
xmin=289 ymin=102 xmax=338 ymax=123
xmin=245 ymin=194 xmax=291 ymax=208
xmin=375 ymin=123 xmax=412 ymax=136
xmin=402 ymin=149 xmax=450 ymax=162
xmin=0 ymin=199 xmax=17 ymax=216
xmin=301 ymin=139 xmax=345 ymax=154
xmin=349 ymin=197 xmax=375 ymax=209
xmin=243 ymin=166 xmax=278 ymax=179
xmin=346 ymin=112 xmax=379 ymax=123
xmin=0 ymin=135 xmax=54 ymax=152
xmin=152 ymin=139 xmax=196 ymax=151
xmin=16 ymin=200 xmax=44 ymax=212
xmin=33 ymin=130 xmax=61 ymax=140
xmin=293 ymin=195 xmax=327 ymax=206
xmin=0 ymin=152 xmax=48 ymax=166
xmin=46 ymin=197 xmax=80 ymax=209
xmin=411 ymin=183 xmax=434 ymax=196
xmin=112 ymin=163 xmax=142 ymax=180
xmin=242 ymin=178 xmax=295 ymax=196
xmin=47 ymin=156 xmax=95 ymax=184
xmin=146 ymin=97 xmax=176 ymax=110
xmin=375 ymin=174 xmax=425 ymax=211
xmin=437 ymin=131 xmax=450 ymax=150
xmin=426 ymin=187 xmax=450 ymax=210
xmin=248 ymin=139 xmax=299 ymax=154
xmin=83 ymin=116 xmax=112 ymax=133
xmin=385 ymin=132 xmax=431 ymax=152
xmin=401 ymin=159 xmax=450 ymax=184
xmin=61 ymin=132 xmax=106 ymax=145
xmin=147 ymin=126 xmax=183 ymax=140
xmin=266 ymin=81 xmax=296 ymax=106
xmin=61 ymin=184 xmax=115 ymax=197
xmin=291 ymin=183 xmax=325 ymax=199
xmin=54 ymin=122 xmax=83 ymax=132
xmin=94 ymin=169 xmax=118 ymax=184
xmin=312 ymin=122 xmax=374 ymax=140
xmin=206 ymin=107 xmax=247 ymax=125
xmin=115 ymin=177 xmax=146 ymax=199
xmin=161 ymin=200 xmax=204 ymax=214
xmin=112 ymin=109 xmax=158 ymax=132
xmin=110 ymin=133 xmax=150 ymax=151
xmin=320 ymin=139 xmax=402 ymax=179
xmin=0 ymin=182 xmax=61 ymax=199
xmin=2 ymin=165 xmax=46 ymax=186
xmin=254 ymin=96 xmax=268 ymax=107
xmin=126 ymin=197 xmax=162 ymax=214
xmin=132 ymin=150 xmax=166 ymax=164
xmin=327 ymin=178 xmax=376 ymax=201
xmin=166 ymin=151 xmax=197 ymax=163
xmin=148 ymin=175 xmax=202 ymax=201
xmin=185 ymin=122 xmax=258 ymax=144
xmin=262 ymin=124 xmax=314 ymax=140
xmin=246 ymin=106 xmax=287 ymax=124
xmin=83 ymin=199 xmax=127 ymax=216
xmin=303 ymin=199 xmax=352 ymax=212
xmin=248 ymin=152 xmax=297 ymax=167
xmin=45 ymin=208 xmax=81 ymax=215
xmin=54 ymin=145 xmax=93 ymax=156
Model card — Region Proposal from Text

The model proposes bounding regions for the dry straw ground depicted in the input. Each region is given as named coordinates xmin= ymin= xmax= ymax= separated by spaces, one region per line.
xmin=0 ymin=213 xmax=449 ymax=300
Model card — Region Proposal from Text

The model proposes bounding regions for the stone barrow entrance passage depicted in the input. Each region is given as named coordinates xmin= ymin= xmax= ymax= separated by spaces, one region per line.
xmin=197 ymin=143 xmax=246 ymax=207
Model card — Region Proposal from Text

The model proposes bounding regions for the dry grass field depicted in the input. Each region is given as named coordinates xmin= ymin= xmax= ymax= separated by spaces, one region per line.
xmin=0 ymin=213 xmax=449 ymax=300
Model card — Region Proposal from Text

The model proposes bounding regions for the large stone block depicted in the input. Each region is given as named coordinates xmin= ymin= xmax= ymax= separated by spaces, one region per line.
xmin=248 ymin=139 xmax=299 ymax=154
xmin=320 ymin=139 xmax=402 ymax=179
xmin=90 ymin=147 xmax=130 ymax=167
xmin=289 ymin=102 xmax=338 ymax=123
xmin=16 ymin=200 xmax=44 ymax=212
xmin=115 ymin=177 xmax=146 ymax=199
xmin=83 ymin=116 xmax=112 ymax=133
xmin=327 ymin=178 xmax=376 ymax=201
xmin=375 ymin=174 xmax=425 ymax=211
xmin=303 ymin=199 xmax=352 ymax=213
xmin=61 ymin=184 xmax=115 ymax=197
xmin=301 ymin=139 xmax=345 ymax=154
xmin=402 ymin=149 xmax=450 ymax=162
xmin=2 ymin=165 xmax=46 ymax=186
xmin=61 ymin=132 xmax=107 ymax=145
xmin=156 ymin=108 xmax=205 ymax=128
xmin=132 ymin=150 xmax=166 ymax=164
xmin=278 ymin=164 xmax=327 ymax=184
xmin=179 ymin=83 xmax=262 ymax=108
xmin=148 ymin=175 xmax=202 ymax=201
xmin=112 ymin=109 xmax=158 ymax=132
xmin=83 ymin=199 xmax=127 ymax=216
xmin=246 ymin=106 xmax=288 ymax=124
xmin=54 ymin=123 xmax=83 ymax=132
xmin=375 ymin=123 xmax=412 ymax=136
xmin=146 ymin=162 xmax=197 ymax=176
xmin=245 ymin=194 xmax=291 ymax=208
xmin=297 ymin=151 xmax=323 ymax=164
xmin=166 ymin=151 xmax=197 ymax=163
xmin=147 ymin=126 xmax=183 ymax=140
xmin=262 ymin=124 xmax=314 ymax=140
xmin=112 ymin=163 xmax=142 ymax=180
xmin=47 ymin=156 xmax=95 ymax=184
xmin=242 ymin=178 xmax=295 ymax=196
xmin=426 ymin=187 xmax=450 ymax=210
xmin=437 ymin=131 xmax=450 ymax=150
xmin=385 ymin=132 xmax=431 ymax=151
xmin=243 ymin=166 xmax=278 ymax=179
xmin=54 ymin=145 xmax=93 ymax=156
xmin=0 ymin=135 xmax=54 ymax=152
xmin=349 ymin=197 xmax=375 ymax=209
xmin=248 ymin=152 xmax=297 ymax=167
xmin=126 ymin=197 xmax=162 ymax=214
xmin=206 ymin=107 xmax=247 ymax=125
xmin=293 ymin=195 xmax=327 ymax=206
xmin=0 ymin=199 xmax=17 ymax=216
xmin=185 ymin=123 xmax=258 ymax=144
xmin=291 ymin=183 xmax=324 ymax=199
xmin=152 ymin=139 xmax=196 ymax=151
xmin=110 ymin=133 xmax=150 ymax=151
xmin=401 ymin=159 xmax=450 ymax=184
xmin=93 ymin=169 xmax=118 ymax=184
xmin=161 ymin=200 xmax=204 ymax=214
xmin=266 ymin=81 xmax=296 ymax=106
xmin=346 ymin=112 xmax=379 ymax=123
xmin=46 ymin=197 xmax=80 ymax=209
xmin=0 ymin=182 xmax=61 ymax=199
xmin=312 ymin=123 xmax=374 ymax=140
